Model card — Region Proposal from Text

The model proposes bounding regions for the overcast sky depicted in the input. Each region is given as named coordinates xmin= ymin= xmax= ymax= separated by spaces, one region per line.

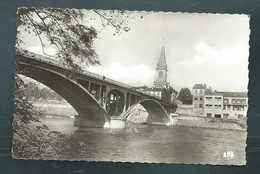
xmin=22 ymin=10 xmax=250 ymax=92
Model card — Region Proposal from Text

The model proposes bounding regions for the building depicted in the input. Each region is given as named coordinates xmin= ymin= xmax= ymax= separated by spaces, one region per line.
xmin=204 ymin=92 xmax=223 ymax=118
xmin=222 ymin=92 xmax=248 ymax=119
xmin=192 ymin=84 xmax=248 ymax=119
xmin=191 ymin=84 xmax=209 ymax=116
xmin=137 ymin=86 xmax=178 ymax=103
xmin=136 ymin=44 xmax=178 ymax=103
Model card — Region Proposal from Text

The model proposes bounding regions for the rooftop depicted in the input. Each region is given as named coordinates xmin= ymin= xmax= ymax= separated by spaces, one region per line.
xmin=205 ymin=91 xmax=223 ymax=96
xmin=219 ymin=92 xmax=247 ymax=98
xmin=205 ymin=91 xmax=247 ymax=98
xmin=192 ymin=84 xmax=206 ymax=89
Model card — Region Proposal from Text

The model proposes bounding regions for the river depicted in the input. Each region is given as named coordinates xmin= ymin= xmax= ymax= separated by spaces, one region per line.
xmin=40 ymin=116 xmax=247 ymax=165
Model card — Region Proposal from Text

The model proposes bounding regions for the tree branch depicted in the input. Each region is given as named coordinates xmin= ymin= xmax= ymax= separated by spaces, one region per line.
xmin=24 ymin=13 xmax=49 ymax=56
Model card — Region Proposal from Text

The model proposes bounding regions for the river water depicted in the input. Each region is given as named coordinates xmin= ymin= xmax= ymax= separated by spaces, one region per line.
xmin=40 ymin=116 xmax=247 ymax=165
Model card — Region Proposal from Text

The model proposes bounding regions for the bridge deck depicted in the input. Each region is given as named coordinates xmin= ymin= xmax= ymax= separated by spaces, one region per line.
xmin=17 ymin=50 xmax=177 ymax=106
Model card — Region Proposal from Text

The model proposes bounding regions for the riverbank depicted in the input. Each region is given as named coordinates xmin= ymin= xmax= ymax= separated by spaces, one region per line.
xmin=32 ymin=100 xmax=77 ymax=117
xmin=170 ymin=115 xmax=247 ymax=131
xmin=31 ymin=100 xmax=247 ymax=131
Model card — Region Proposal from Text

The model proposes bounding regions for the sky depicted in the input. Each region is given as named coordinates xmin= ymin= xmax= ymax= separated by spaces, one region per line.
xmin=20 ymin=10 xmax=250 ymax=92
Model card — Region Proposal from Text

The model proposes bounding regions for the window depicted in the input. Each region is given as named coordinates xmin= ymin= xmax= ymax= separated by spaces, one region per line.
xmin=224 ymin=105 xmax=231 ymax=110
xmin=206 ymin=104 xmax=212 ymax=108
xmin=206 ymin=97 xmax=212 ymax=100
xmin=238 ymin=114 xmax=243 ymax=119
xmin=227 ymin=105 xmax=231 ymax=110
xmin=223 ymin=114 xmax=229 ymax=119
xmin=200 ymin=89 xmax=203 ymax=93
xmin=215 ymin=105 xmax=222 ymax=109
xmin=215 ymin=97 xmax=222 ymax=100
xmin=195 ymin=89 xmax=198 ymax=93
xmin=194 ymin=97 xmax=197 ymax=100
xmin=158 ymin=71 xmax=163 ymax=79
xmin=237 ymin=106 xmax=245 ymax=111
xmin=200 ymin=97 xmax=203 ymax=101
xmin=199 ymin=104 xmax=203 ymax=108
xmin=206 ymin=113 xmax=212 ymax=117
xmin=215 ymin=114 xmax=221 ymax=118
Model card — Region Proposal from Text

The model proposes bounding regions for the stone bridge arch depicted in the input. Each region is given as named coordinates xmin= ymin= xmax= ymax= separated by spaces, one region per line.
xmin=106 ymin=89 xmax=125 ymax=116
xmin=121 ymin=99 xmax=170 ymax=125
xmin=16 ymin=63 xmax=110 ymax=127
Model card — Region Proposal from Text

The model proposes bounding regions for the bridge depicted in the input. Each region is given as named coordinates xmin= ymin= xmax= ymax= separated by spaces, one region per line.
xmin=16 ymin=50 xmax=177 ymax=128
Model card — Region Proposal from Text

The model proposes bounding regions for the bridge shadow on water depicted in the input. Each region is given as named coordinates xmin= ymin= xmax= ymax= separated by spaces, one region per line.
xmin=46 ymin=116 xmax=246 ymax=165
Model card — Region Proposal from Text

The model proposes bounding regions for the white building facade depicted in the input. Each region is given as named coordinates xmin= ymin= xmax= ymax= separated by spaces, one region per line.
xmin=192 ymin=84 xmax=248 ymax=119
xmin=222 ymin=92 xmax=248 ymax=119
xmin=192 ymin=84 xmax=207 ymax=116
xmin=204 ymin=92 xmax=223 ymax=118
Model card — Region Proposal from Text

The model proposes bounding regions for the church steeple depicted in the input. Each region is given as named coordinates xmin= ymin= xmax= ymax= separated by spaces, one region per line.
xmin=153 ymin=44 xmax=168 ymax=88
xmin=156 ymin=45 xmax=167 ymax=70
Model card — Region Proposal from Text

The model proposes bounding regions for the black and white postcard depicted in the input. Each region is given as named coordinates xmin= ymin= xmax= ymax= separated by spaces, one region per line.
xmin=13 ymin=8 xmax=249 ymax=165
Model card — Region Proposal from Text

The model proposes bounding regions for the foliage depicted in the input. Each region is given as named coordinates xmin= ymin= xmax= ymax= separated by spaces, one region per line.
xmin=177 ymin=88 xmax=193 ymax=104
xmin=13 ymin=75 xmax=38 ymax=124
xmin=14 ymin=8 xmax=147 ymax=158
xmin=16 ymin=8 xmax=146 ymax=71
xmin=13 ymin=75 xmax=64 ymax=158
xmin=23 ymin=81 xmax=63 ymax=101
xmin=17 ymin=8 xmax=98 ymax=71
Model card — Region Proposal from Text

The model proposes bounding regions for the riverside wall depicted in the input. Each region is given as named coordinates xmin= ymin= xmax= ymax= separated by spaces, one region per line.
xmin=170 ymin=115 xmax=247 ymax=131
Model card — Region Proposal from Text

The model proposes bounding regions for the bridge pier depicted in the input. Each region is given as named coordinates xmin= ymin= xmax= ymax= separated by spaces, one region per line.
xmin=74 ymin=115 xmax=105 ymax=128
xmin=146 ymin=113 xmax=170 ymax=126
xmin=109 ymin=116 xmax=127 ymax=129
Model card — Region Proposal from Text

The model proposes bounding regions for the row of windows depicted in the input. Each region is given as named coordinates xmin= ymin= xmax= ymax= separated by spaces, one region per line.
xmin=223 ymin=105 xmax=245 ymax=111
xmin=195 ymin=96 xmax=223 ymax=101
xmin=205 ymin=96 xmax=222 ymax=100
xmin=224 ymin=99 xmax=246 ymax=104
xmin=206 ymin=113 xmax=221 ymax=118
xmin=222 ymin=114 xmax=244 ymax=118
xmin=205 ymin=104 xmax=222 ymax=109
xmin=195 ymin=97 xmax=247 ymax=104
xmin=232 ymin=100 xmax=246 ymax=104
xmin=207 ymin=113 xmax=245 ymax=118
xmin=194 ymin=97 xmax=203 ymax=101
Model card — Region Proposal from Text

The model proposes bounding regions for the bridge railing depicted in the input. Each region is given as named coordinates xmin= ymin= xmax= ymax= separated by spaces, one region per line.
xmin=19 ymin=50 xmax=176 ymax=104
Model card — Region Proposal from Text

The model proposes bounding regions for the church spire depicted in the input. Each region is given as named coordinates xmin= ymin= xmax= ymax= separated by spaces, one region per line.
xmin=153 ymin=42 xmax=168 ymax=88
xmin=156 ymin=45 xmax=167 ymax=70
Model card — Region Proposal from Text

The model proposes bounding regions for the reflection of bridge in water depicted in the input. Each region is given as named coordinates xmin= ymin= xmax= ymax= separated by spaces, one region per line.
xmin=16 ymin=50 xmax=177 ymax=128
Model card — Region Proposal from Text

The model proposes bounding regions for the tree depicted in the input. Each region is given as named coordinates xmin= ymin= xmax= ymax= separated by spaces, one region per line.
xmin=177 ymin=88 xmax=193 ymax=104
xmin=16 ymin=8 xmax=100 ymax=71
xmin=14 ymin=8 xmax=147 ymax=158
xmin=13 ymin=74 xmax=65 ymax=158
xmin=16 ymin=8 xmax=143 ymax=71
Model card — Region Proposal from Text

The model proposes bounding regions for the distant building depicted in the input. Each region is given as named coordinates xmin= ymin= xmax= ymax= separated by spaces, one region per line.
xmin=192 ymin=83 xmax=248 ymax=119
xmin=204 ymin=92 xmax=223 ymax=118
xmin=222 ymin=92 xmax=248 ymax=119
xmin=191 ymin=84 xmax=210 ymax=116
xmin=136 ymin=44 xmax=178 ymax=103
xmin=137 ymin=86 xmax=178 ymax=103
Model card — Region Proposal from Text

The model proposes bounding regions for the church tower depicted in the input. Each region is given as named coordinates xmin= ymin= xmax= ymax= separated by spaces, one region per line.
xmin=153 ymin=45 xmax=168 ymax=88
